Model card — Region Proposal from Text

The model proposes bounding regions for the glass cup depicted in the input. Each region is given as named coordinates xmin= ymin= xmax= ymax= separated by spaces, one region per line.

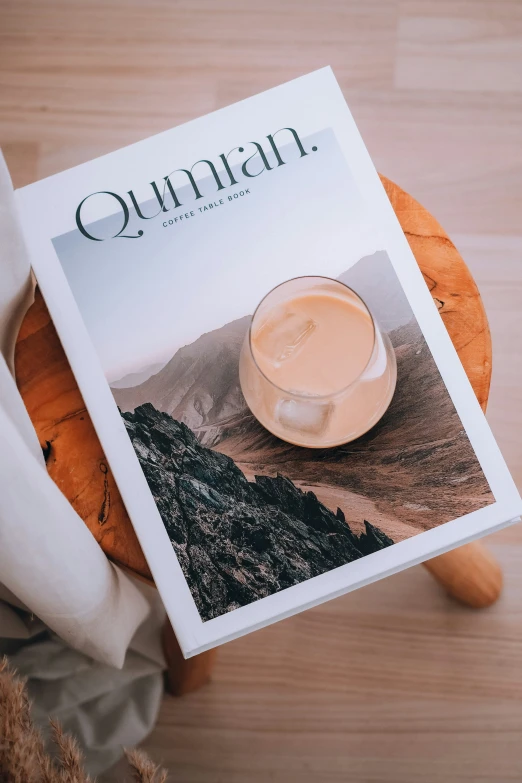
xmin=239 ymin=276 xmax=397 ymax=448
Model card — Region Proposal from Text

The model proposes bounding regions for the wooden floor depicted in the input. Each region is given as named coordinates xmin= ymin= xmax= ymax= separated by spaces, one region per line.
xmin=1 ymin=1 xmax=522 ymax=780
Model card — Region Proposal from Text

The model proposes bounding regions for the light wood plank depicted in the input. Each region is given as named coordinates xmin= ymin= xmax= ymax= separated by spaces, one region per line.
xmin=395 ymin=15 xmax=522 ymax=93
xmin=453 ymin=234 xmax=522 ymax=490
xmin=2 ymin=0 xmax=522 ymax=780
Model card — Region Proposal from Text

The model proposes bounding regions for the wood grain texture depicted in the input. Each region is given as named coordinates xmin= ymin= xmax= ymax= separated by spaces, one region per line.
xmin=382 ymin=176 xmax=492 ymax=411
xmin=15 ymin=290 xmax=149 ymax=580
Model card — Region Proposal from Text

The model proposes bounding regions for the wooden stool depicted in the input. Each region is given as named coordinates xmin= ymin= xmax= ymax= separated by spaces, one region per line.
xmin=14 ymin=176 xmax=502 ymax=695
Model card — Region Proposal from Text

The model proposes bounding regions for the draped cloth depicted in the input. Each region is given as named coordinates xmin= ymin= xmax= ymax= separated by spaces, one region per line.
xmin=0 ymin=152 xmax=165 ymax=775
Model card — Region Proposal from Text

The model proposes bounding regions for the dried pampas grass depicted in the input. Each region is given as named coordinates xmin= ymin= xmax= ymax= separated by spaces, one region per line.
xmin=124 ymin=749 xmax=168 ymax=783
xmin=0 ymin=657 xmax=169 ymax=782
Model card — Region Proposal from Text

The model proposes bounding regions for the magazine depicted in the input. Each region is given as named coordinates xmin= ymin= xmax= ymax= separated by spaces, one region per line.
xmin=14 ymin=68 xmax=522 ymax=657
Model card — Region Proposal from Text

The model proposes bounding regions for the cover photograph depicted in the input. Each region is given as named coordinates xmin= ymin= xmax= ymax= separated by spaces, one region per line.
xmin=14 ymin=68 xmax=522 ymax=656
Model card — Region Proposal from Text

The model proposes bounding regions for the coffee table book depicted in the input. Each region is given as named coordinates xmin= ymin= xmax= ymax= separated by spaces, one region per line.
xmin=13 ymin=68 xmax=522 ymax=657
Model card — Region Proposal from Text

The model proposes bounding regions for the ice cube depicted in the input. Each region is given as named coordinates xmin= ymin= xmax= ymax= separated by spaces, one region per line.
xmin=275 ymin=397 xmax=332 ymax=435
xmin=254 ymin=308 xmax=316 ymax=366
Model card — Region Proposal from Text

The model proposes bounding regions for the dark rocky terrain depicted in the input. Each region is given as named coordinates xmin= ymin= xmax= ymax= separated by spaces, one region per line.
xmin=122 ymin=403 xmax=394 ymax=621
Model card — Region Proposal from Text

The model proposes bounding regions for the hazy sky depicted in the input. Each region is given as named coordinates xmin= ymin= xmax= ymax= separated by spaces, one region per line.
xmin=53 ymin=129 xmax=384 ymax=382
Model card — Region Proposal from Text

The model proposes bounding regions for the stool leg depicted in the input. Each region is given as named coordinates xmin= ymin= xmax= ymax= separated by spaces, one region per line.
xmin=162 ymin=619 xmax=217 ymax=696
xmin=422 ymin=541 xmax=503 ymax=608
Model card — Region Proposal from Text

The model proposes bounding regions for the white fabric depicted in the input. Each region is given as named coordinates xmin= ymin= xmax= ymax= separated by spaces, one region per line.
xmin=1 ymin=580 xmax=166 ymax=775
xmin=0 ymin=150 xmax=166 ymax=774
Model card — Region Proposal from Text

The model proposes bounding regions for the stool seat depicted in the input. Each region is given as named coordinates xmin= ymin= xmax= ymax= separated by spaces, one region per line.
xmin=14 ymin=176 xmax=501 ymax=694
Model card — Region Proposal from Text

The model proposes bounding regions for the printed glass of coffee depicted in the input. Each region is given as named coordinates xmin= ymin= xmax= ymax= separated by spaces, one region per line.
xmin=239 ymin=276 xmax=397 ymax=448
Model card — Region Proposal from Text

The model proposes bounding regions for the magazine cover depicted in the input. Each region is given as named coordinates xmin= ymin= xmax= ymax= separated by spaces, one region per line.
xmin=14 ymin=68 xmax=522 ymax=656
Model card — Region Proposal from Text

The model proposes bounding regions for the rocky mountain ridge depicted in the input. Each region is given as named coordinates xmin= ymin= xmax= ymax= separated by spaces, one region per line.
xmin=114 ymin=315 xmax=250 ymax=442
xmin=122 ymin=403 xmax=394 ymax=621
